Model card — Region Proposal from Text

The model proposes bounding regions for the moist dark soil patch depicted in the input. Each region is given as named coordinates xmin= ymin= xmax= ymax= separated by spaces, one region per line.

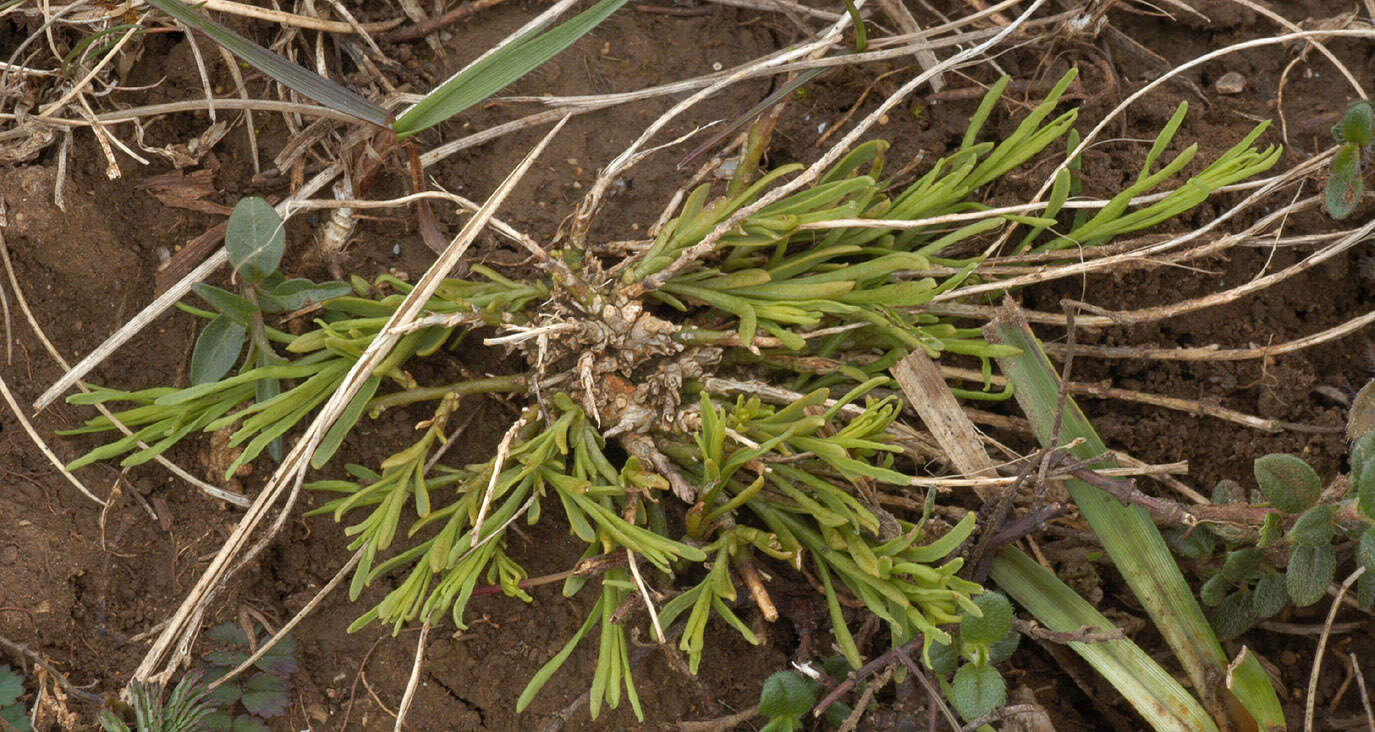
xmin=1 ymin=0 xmax=1372 ymax=730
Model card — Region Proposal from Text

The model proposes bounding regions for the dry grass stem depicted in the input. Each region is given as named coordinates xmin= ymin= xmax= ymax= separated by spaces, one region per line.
xmin=1306 ymin=567 xmax=1367 ymax=731
xmin=394 ymin=620 xmax=431 ymax=732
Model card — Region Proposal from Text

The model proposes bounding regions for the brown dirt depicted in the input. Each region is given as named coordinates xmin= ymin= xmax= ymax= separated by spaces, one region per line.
xmin=1 ymin=0 xmax=1373 ymax=730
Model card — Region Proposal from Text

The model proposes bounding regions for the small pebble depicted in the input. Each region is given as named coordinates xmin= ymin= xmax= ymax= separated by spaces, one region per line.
xmin=1215 ymin=71 xmax=1246 ymax=95
xmin=1280 ymin=650 xmax=1298 ymax=666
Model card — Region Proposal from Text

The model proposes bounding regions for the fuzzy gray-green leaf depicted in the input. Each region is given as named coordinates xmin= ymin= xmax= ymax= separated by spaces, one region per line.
xmin=1287 ymin=544 xmax=1335 ymax=607
xmin=1251 ymin=572 xmax=1288 ymax=619
xmin=1325 ymin=142 xmax=1363 ymax=220
xmin=1287 ymin=504 xmax=1335 ymax=547
xmin=1253 ymin=453 xmax=1321 ymax=513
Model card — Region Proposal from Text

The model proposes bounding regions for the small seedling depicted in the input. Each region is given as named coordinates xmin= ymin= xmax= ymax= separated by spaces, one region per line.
xmin=197 ymin=623 xmax=299 ymax=731
xmin=1191 ymin=397 xmax=1375 ymax=639
xmin=187 ymin=197 xmax=349 ymax=415
xmin=98 ymin=673 xmax=218 ymax=732
xmin=757 ymin=660 xmax=851 ymax=731
xmin=0 ymin=665 xmax=31 ymax=732
xmin=926 ymin=591 xmax=1018 ymax=723
xmin=1325 ymin=100 xmax=1373 ymax=220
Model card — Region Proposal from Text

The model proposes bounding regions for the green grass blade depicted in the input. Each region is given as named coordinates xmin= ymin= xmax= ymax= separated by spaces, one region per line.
xmin=988 ymin=549 xmax=1218 ymax=732
xmin=142 ymin=0 xmax=390 ymax=127
xmin=984 ymin=301 xmax=1284 ymax=730
xmin=392 ymin=0 xmax=628 ymax=138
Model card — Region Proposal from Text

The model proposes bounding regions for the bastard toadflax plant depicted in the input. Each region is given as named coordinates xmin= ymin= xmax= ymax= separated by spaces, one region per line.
xmin=64 ymin=70 xmax=1282 ymax=722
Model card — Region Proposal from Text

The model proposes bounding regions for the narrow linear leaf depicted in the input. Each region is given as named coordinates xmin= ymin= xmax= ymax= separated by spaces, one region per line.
xmin=392 ymin=0 xmax=629 ymax=137
xmin=141 ymin=0 xmax=390 ymax=127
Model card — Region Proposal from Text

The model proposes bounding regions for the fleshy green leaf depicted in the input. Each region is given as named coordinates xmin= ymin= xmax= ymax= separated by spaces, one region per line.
xmin=950 ymin=663 xmax=1006 ymax=721
xmin=1219 ymin=548 xmax=1263 ymax=583
xmin=1352 ymin=432 xmax=1375 ymax=476
xmin=1325 ymin=142 xmax=1363 ymax=220
xmin=1286 ymin=544 xmax=1336 ymax=607
xmin=1359 ymin=461 xmax=1375 ymax=519
xmin=987 ymin=629 xmax=1020 ymax=664
xmin=189 ymin=316 xmax=247 ymax=385
xmin=226 ymin=197 xmax=286 ymax=281
xmin=1358 ymin=529 xmax=1375 ymax=576
xmin=1253 ymin=453 xmax=1321 ymax=513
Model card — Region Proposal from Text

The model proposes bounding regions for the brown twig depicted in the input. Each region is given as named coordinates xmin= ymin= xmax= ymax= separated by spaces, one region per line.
xmin=0 ymin=635 xmax=102 ymax=704
xmin=380 ymin=0 xmax=514 ymax=42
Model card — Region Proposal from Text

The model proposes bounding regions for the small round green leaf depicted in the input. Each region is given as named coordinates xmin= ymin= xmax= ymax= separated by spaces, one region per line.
xmin=959 ymin=592 xmax=1014 ymax=646
xmin=189 ymin=316 xmax=247 ymax=385
xmin=950 ymin=663 xmax=1006 ymax=721
xmin=1287 ymin=504 xmax=1335 ymax=547
xmin=1287 ymin=544 xmax=1336 ymax=607
xmin=226 ymin=197 xmax=285 ymax=281
xmin=1253 ymin=453 xmax=1322 ymax=513
xmin=757 ymin=671 xmax=816 ymax=721
xmin=1251 ymin=572 xmax=1289 ymax=619
xmin=1333 ymin=100 xmax=1374 ymax=147
xmin=1324 ymin=142 xmax=1363 ymax=221
xmin=1164 ymin=525 xmax=1215 ymax=559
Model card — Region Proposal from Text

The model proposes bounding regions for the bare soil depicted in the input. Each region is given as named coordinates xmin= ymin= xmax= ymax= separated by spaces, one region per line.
xmin=1 ymin=0 xmax=1372 ymax=729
